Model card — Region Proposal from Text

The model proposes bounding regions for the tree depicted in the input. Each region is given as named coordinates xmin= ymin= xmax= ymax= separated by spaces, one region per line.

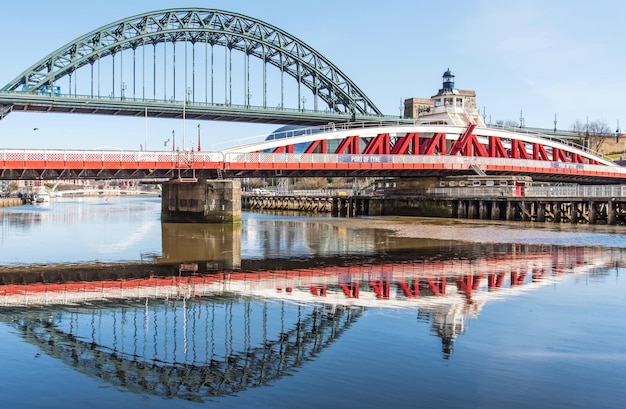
xmin=570 ymin=119 xmax=611 ymax=152
xmin=494 ymin=119 xmax=520 ymax=128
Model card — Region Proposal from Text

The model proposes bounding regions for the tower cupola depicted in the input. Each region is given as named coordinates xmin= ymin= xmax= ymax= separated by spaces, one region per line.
xmin=442 ymin=68 xmax=455 ymax=90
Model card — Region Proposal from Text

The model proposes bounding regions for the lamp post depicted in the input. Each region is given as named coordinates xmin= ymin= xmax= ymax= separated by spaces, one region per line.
xmin=172 ymin=130 xmax=175 ymax=152
xmin=301 ymin=96 xmax=306 ymax=112
xmin=553 ymin=113 xmax=557 ymax=133
xmin=183 ymin=87 xmax=191 ymax=151
xmin=197 ymin=124 xmax=201 ymax=152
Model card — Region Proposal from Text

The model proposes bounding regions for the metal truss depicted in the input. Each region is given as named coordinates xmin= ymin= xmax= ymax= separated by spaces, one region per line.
xmin=1 ymin=8 xmax=382 ymax=116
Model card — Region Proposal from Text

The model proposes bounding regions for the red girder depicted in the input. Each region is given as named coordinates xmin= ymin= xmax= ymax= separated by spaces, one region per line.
xmin=273 ymin=145 xmax=294 ymax=154
xmin=391 ymin=132 xmax=420 ymax=155
xmin=510 ymin=139 xmax=531 ymax=159
xmin=335 ymin=135 xmax=360 ymax=154
xmin=421 ymin=133 xmax=447 ymax=155
xmin=363 ymin=133 xmax=390 ymax=155
xmin=570 ymin=153 xmax=585 ymax=163
xmin=449 ymin=124 xmax=488 ymax=157
xmin=553 ymin=147 xmax=568 ymax=162
xmin=532 ymin=143 xmax=550 ymax=161
xmin=304 ymin=139 xmax=327 ymax=154
xmin=488 ymin=135 xmax=509 ymax=158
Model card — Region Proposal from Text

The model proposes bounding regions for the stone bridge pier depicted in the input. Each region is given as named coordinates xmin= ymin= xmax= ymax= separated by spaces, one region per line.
xmin=161 ymin=179 xmax=241 ymax=223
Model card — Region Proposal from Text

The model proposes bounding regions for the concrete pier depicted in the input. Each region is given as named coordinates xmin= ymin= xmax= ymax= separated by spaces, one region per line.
xmin=161 ymin=179 xmax=241 ymax=223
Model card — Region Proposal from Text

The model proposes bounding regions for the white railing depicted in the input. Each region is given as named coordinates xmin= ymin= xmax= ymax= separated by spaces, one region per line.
xmin=0 ymin=149 xmax=224 ymax=163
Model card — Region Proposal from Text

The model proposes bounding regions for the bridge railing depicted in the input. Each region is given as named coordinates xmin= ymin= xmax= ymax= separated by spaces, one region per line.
xmin=524 ymin=184 xmax=626 ymax=198
xmin=420 ymin=184 xmax=626 ymax=199
xmin=0 ymin=149 xmax=224 ymax=164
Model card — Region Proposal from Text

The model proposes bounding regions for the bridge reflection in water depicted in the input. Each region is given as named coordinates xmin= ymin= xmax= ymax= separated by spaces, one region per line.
xmin=0 ymin=244 xmax=623 ymax=402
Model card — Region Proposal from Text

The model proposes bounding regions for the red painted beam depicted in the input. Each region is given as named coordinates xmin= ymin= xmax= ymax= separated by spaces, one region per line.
xmin=391 ymin=132 xmax=420 ymax=155
xmin=304 ymin=139 xmax=327 ymax=154
xmin=488 ymin=135 xmax=509 ymax=158
xmin=421 ymin=133 xmax=447 ymax=155
xmin=511 ymin=139 xmax=531 ymax=159
xmin=335 ymin=135 xmax=360 ymax=154
xmin=363 ymin=133 xmax=390 ymax=155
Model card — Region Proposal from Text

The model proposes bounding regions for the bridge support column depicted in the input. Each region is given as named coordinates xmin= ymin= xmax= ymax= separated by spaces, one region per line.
xmin=368 ymin=199 xmax=382 ymax=216
xmin=607 ymin=200 xmax=616 ymax=225
xmin=536 ymin=202 xmax=545 ymax=222
xmin=505 ymin=201 xmax=515 ymax=221
xmin=478 ymin=200 xmax=488 ymax=219
xmin=467 ymin=200 xmax=477 ymax=219
xmin=457 ymin=200 xmax=467 ymax=218
xmin=589 ymin=201 xmax=598 ymax=224
xmin=553 ymin=202 xmax=561 ymax=223
xmin=491 ymin=201 xmax=501 ymax=220
xmin=331 ymin=198 xmax=339 ymax=217
xmin=161 ymin=179 xmax=242 ymax=223
xmin=572 ymin=203 xmax=579 ymax=222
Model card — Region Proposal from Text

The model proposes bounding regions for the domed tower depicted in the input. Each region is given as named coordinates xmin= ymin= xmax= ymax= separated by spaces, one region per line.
xmin=442 ymin=68 xmax=455 ymax=92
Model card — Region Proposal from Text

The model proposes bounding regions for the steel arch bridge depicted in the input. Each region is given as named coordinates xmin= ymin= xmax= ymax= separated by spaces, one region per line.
xmin=0 ymin=8 xmax=389 ymax=125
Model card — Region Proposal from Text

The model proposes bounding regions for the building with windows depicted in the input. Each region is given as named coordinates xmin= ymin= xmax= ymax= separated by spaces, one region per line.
xmin=404 ymin=69 xmax=484 ymax=127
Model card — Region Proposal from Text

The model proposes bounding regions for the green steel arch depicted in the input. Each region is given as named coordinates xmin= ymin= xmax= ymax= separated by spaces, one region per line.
xmin=1 ymin=8 xmax=383 ymax=116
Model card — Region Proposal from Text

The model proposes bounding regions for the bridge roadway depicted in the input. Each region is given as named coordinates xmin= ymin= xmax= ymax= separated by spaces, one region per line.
xmin=1 ymin=123 xmax=625 ymax=184
xmin=0 ymin=92 xmax=402 ymax=126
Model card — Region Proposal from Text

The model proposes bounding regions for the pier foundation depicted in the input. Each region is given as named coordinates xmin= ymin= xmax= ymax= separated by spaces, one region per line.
xmin=161 ymin=179 xmax=241 ymax=223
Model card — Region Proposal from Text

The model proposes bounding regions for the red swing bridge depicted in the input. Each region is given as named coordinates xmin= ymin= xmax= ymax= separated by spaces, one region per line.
xmin=1 ymin=121 xmax=624 ymax=183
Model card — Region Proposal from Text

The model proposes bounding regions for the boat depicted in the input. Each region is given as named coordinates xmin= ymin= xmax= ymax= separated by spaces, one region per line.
xmin=35 ymin=191 xmax=51 ymax=203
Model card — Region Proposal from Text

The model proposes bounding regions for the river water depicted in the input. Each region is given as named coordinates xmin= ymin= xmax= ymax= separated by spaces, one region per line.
xmin=0 ymin=196 xmax=625 ymax=409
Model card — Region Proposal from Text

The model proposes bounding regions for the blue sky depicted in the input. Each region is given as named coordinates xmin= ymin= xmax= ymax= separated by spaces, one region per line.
xmin=0 ymin=0 xmax=624 ymax=150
